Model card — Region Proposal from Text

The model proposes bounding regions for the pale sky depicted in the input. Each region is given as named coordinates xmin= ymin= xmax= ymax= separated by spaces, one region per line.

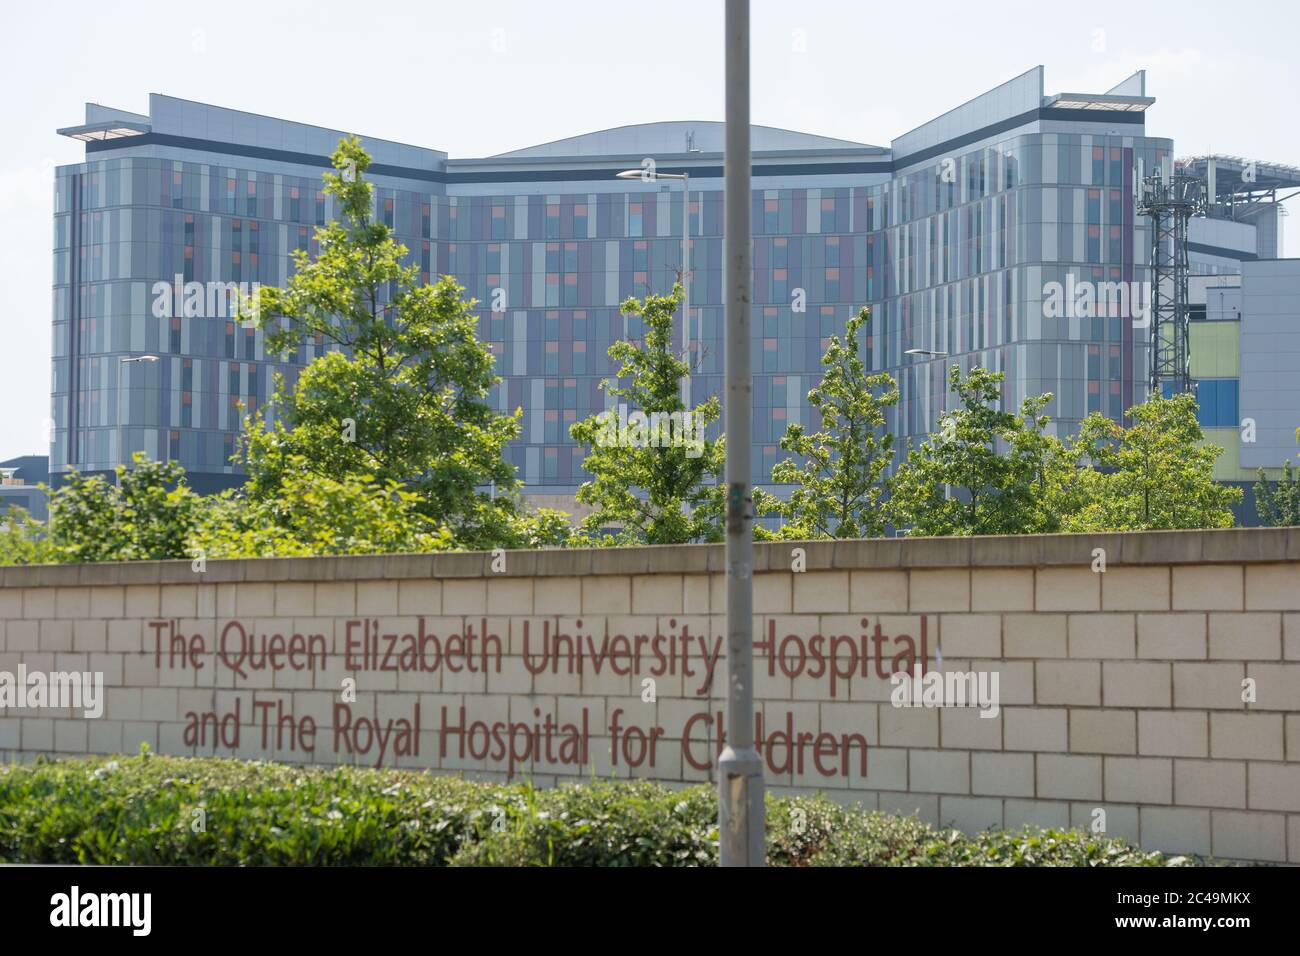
xmin=2 ymin=0 xmax=1297 ymax=458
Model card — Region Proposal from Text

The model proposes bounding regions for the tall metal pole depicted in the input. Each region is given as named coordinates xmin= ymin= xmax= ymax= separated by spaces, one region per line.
xmin=117 ymin=355 xmax=158 ymax=480
xmin=116 ymin=358 xmax=126 ymax=476
xmin=718 ymin=0 xmax=764 ymax=868
xmin=681 ymin=172 xmax=691 ymax=408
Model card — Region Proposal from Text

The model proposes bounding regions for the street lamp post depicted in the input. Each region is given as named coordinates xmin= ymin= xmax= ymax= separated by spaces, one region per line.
xmin=616 ymin=168 xmax=692 ymax=408
xmin=117 ymin=355 xmax=158 ymax=476
xmin=718 ymin=0 xmax=764 ymax=868
xmin=903 ymin=348 xmax=953 ymax=508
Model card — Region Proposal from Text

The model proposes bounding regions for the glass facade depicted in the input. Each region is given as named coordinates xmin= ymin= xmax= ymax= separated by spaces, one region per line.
xmin=52 ymin=87 xmax=1176 ymax=502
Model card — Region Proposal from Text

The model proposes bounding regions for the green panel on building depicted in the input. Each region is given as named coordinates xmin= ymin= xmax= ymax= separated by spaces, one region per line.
xmin=1201 ymin=426 xmax=1285 ymax=482
xmin=1189 ymin=322 xmax=1240 ymax=378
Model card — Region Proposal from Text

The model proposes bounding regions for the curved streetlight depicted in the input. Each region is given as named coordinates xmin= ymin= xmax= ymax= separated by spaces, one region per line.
xmin=616 ymin=168 xmax=693 ymax=408
xmin=118 ymin=355 xmax=159 ymax=474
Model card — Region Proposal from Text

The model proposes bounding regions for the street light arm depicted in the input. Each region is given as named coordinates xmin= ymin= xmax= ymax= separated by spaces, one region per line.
xmin=615 ymin=169 xmax=690 ymax=182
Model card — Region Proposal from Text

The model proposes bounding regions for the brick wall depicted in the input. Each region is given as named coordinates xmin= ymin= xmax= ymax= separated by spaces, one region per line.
xmin=2 ymin=528 xmax=1299 ymax=863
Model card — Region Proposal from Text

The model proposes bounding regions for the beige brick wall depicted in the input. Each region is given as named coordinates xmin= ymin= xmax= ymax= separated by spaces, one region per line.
xmin=2 ymin=528 xmax=1299 ymax=864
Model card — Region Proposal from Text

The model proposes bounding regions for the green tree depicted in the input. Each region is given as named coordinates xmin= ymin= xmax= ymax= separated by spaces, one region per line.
xmin=241 ymin=138 xmax=552 ymax=550
xmin=756 ymin=307 xmax=898 ymax=539
xmin=1062 ymin=392 xmax=1241 ymax=531
xmin=569 ymin=285 xmax=725 ymax=544
xmin=1252 ymin=427 xmax=1300 ymax=528
xmin=0 ymin=507 xmax=55 ymax=565
xmin=191 ymin=457 xmax=454 ymax=558
xmin=889 ymin=366 xmax=1065 ymax=536
xmin=0 ymin=446 xmax=571 ymax=565
xmin=1254 ymin=460 xmax=1300 ymax=527
xmin=43 ymin=454 xmax=203 ymax=563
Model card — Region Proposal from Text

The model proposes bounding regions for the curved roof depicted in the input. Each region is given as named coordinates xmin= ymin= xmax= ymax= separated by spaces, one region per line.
xmin=493 ymin=121 xmax=878 ymax=158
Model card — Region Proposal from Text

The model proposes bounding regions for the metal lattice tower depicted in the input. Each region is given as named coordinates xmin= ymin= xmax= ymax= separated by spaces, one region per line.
xmin=1138 ymin=166 xmax=1204 ymax=396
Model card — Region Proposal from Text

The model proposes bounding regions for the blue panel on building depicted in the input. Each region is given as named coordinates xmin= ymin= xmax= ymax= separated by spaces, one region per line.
xmin=1194 ymin=379 xmax=1240 ymax=428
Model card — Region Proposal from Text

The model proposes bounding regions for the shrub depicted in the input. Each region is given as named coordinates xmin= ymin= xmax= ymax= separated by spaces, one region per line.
xmin=449 ymin=780 xmax=718 ymax=867
xmin=191 ymin=458 xmax=455 ymax=559
xmin=0 ymin=452 xmax=571 ymax=566
xmin=45 ymin=454 xmax=202 ymax=563
xmin=0 ymin=753 xmax=1199 ymax=867
xmin=0 ymin=506 xmax=55 ymax=565
xmin=0 ymin=750 xmax=518 ymax=866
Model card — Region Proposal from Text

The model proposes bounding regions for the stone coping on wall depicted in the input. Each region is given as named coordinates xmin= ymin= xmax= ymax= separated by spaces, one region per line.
xmin=2 ymin=526 xmax=1298 ymax=588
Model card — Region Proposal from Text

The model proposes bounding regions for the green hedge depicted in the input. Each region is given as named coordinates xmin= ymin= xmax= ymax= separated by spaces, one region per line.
xmin=0 ymin=751 xmax=1197 ymax=867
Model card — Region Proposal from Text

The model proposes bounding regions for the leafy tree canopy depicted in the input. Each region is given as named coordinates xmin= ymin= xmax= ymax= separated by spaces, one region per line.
xmin=41 ymin=454 xmax=202 ymax=563
xmin=1252 ymin=427 xmax=1300 ymax=528
xmin=241 ymin=138 xmax=560 ymax=550
xmin=1061 ymin=392 xmax=1241 ymax=532
xmin=889 ymin=365 xmax=1065 ymax=536
xmin=569 ymin=285 xmax=725 ymax=545
xmin=756 ymin=307 xmax=898 ymax=539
